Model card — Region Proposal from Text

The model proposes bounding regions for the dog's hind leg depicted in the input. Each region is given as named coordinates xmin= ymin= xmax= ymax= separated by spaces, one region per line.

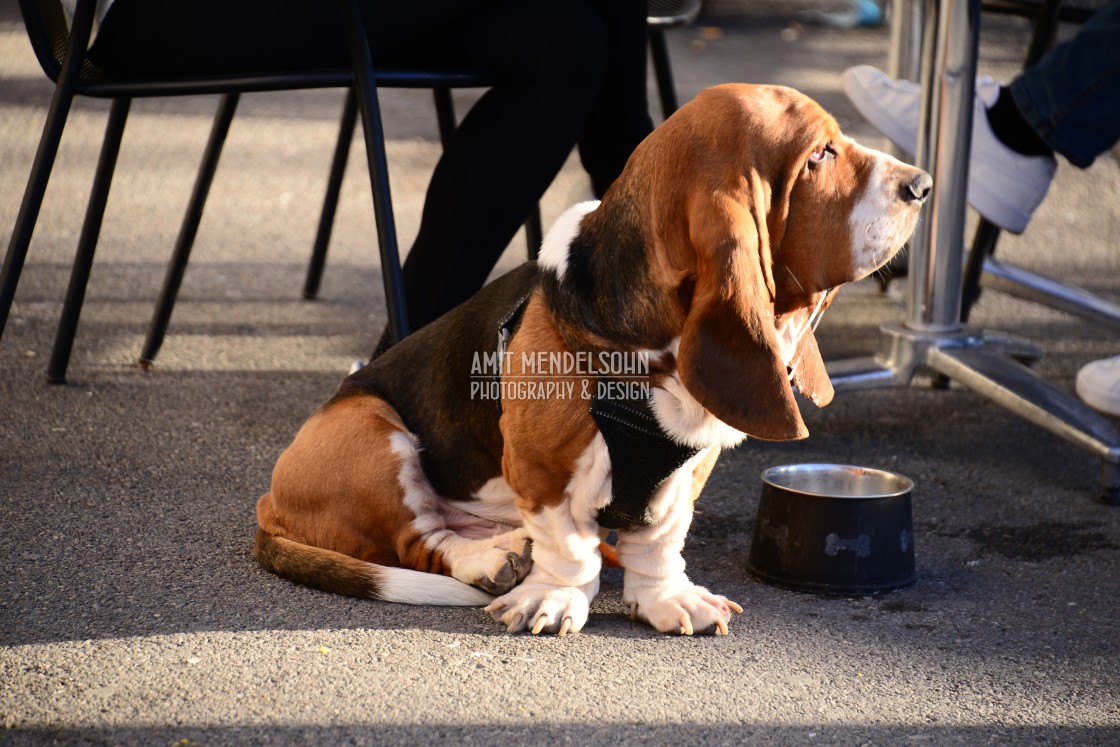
xmin=257 ymin=396 xmax=529 ymax=601
xmin=388 ymin=430 xmax=532 ymax=595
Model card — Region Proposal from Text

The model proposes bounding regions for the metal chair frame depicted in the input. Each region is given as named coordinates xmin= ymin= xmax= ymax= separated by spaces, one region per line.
xmin=0 ymin=0 xmax=493 ymax=382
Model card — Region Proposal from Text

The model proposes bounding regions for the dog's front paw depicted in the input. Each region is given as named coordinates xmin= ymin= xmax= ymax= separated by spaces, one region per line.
xmin=624 ymin=580 xmax=743 ymax=636
xmin=484 ymin=580 xmax=594 ymax=636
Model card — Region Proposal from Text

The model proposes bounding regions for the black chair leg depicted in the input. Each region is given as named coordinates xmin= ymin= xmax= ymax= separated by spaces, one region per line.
xmin=649 ymin=28 xmax=679 ymax=118
xmin=48 ymin=97 xmax=132 ymax=384
xmin=432 ymin=87 xmax=457 ymax=152
xmin=304 ymin=86 xmax=461 ymax=310
xmin=960 ymin=218 xmax=1002 ymax=324
xmin=304 ymin=88 xmax=359 ymax=300
xmin=140 ymin=92 xmax=240 ymax=366
xmin=340 ymin=0 xmax=410 ymax=343
xmin=525 ymin=206 xmax=543 ymax=260
xmin=0 ymin=0 xmax=96 ymax=343
xmin=958 ymin=0 xmax=1059 ymax=320
xmin=1025 ymin=0 xmax=1063 ymax=66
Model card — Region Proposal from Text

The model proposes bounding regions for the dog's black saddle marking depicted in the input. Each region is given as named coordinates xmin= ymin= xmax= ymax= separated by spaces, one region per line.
xmin=591 ymin=384 xmax=703 ymax=529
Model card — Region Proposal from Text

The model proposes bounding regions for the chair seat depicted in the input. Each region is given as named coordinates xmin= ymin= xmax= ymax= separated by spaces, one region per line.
xmin=25 ymin=0 xmax=495 ymax=98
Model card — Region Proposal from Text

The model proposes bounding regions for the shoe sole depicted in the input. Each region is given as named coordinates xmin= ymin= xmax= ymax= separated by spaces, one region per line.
xmin=1076 ymin=376 xmax=1120 ymax=418
xmin=967 ymin=169 xmax=1031 ymax=234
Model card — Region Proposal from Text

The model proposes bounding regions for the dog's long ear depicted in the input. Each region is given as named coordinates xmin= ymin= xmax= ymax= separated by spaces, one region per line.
xmin=788 ymin=287 xmax=840 ymax=408
xmin=677 ymin=192 xmax=809 ymax=442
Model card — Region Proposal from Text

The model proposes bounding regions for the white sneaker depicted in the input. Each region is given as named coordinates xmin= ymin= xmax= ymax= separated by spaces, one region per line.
xmin=1076 ymin=356 xmax=1120 ymax=417
xmin=842 ymin=65 xmax=1057 ymax=234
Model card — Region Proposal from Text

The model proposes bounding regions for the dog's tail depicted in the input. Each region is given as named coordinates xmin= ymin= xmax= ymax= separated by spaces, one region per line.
xmin=253 ymin=529 xmax=493 ymax=606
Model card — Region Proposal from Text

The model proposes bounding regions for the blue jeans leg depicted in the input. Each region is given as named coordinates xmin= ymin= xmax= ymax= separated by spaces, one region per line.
xmin=1010 ymin=0 xmax=1120 ymax=168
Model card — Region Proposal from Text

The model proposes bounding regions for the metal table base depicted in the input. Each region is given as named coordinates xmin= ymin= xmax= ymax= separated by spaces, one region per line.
xmin=980 ymin=258 xmax=1120 ymax=333
xmin=826 ymin=0 xmax=1120 ymax=503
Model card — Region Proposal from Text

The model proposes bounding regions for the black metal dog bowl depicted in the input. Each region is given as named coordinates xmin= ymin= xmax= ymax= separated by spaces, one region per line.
xmin=747 ymin=464 xmax=916 ymax=595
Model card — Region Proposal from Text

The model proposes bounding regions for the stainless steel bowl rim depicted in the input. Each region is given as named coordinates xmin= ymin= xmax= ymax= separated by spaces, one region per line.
xmin=761 ymin=463 xmax=914 ymax=499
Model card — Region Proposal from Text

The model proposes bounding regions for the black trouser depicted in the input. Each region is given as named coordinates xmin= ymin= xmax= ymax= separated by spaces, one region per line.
xmin=91 ymin=0 xmax=653 ymax=330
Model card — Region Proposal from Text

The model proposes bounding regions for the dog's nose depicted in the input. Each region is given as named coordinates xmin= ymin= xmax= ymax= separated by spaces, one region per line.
xmin=902 ymin=171 xmax=933 ymax=203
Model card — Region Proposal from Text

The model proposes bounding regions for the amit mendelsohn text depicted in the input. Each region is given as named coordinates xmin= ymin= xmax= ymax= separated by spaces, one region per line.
xmin=470 ymin=351 xmax=651 ymax=401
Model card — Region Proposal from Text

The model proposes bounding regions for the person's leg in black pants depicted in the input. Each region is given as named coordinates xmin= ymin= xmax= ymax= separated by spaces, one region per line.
xmin=579 ymin=0 xmax=657 ymax=200
xmin=394 ymin=0 xmax=654 ymax=334
xmin=387 ymin=1 xmax=615 ymax=333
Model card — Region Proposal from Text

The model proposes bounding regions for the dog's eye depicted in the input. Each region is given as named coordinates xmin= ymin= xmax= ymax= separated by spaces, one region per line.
xmin=808 ymin=143 xmax=836 ymax=168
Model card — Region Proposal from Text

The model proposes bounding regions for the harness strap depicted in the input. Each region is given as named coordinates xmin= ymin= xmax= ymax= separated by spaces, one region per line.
xmin=494 ymin=289 xmax=535 ymax=411
xmin=591 ymin=382 xmax=703 ymax=529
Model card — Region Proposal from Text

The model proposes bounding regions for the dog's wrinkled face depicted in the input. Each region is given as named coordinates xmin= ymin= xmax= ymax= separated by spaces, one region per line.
xmin=759 ymin=87 xmax=931 ymax=410
xmin=663 ymin=85 xmax=927 ymax=443
xmin=774 ymin=107 xmax=929 ymax=307
xmin=662 ymin=84 xmax=930 ymax=441
xmin=541 ymin=83 xmax=930 ymax=443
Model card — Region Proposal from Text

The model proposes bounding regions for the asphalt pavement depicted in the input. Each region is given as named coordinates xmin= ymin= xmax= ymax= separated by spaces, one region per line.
xmin=2 ymin=1 xmax=1119 ymax=744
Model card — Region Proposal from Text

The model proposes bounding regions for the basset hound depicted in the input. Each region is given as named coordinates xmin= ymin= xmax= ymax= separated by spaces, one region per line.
xmin=255 ymin=83 xmax=931 ymax=636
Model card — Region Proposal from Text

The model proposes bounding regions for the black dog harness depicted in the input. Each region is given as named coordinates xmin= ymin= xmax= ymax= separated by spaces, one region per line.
xmin=495 ymin=297 xmax=702 ymax=530
xmin=590 ymin=387 xmax=703 ymax=528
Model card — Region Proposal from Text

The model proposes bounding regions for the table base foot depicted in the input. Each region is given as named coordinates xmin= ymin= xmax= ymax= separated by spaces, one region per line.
xmin=828 ymin=321 xmax=1120 ymax=500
